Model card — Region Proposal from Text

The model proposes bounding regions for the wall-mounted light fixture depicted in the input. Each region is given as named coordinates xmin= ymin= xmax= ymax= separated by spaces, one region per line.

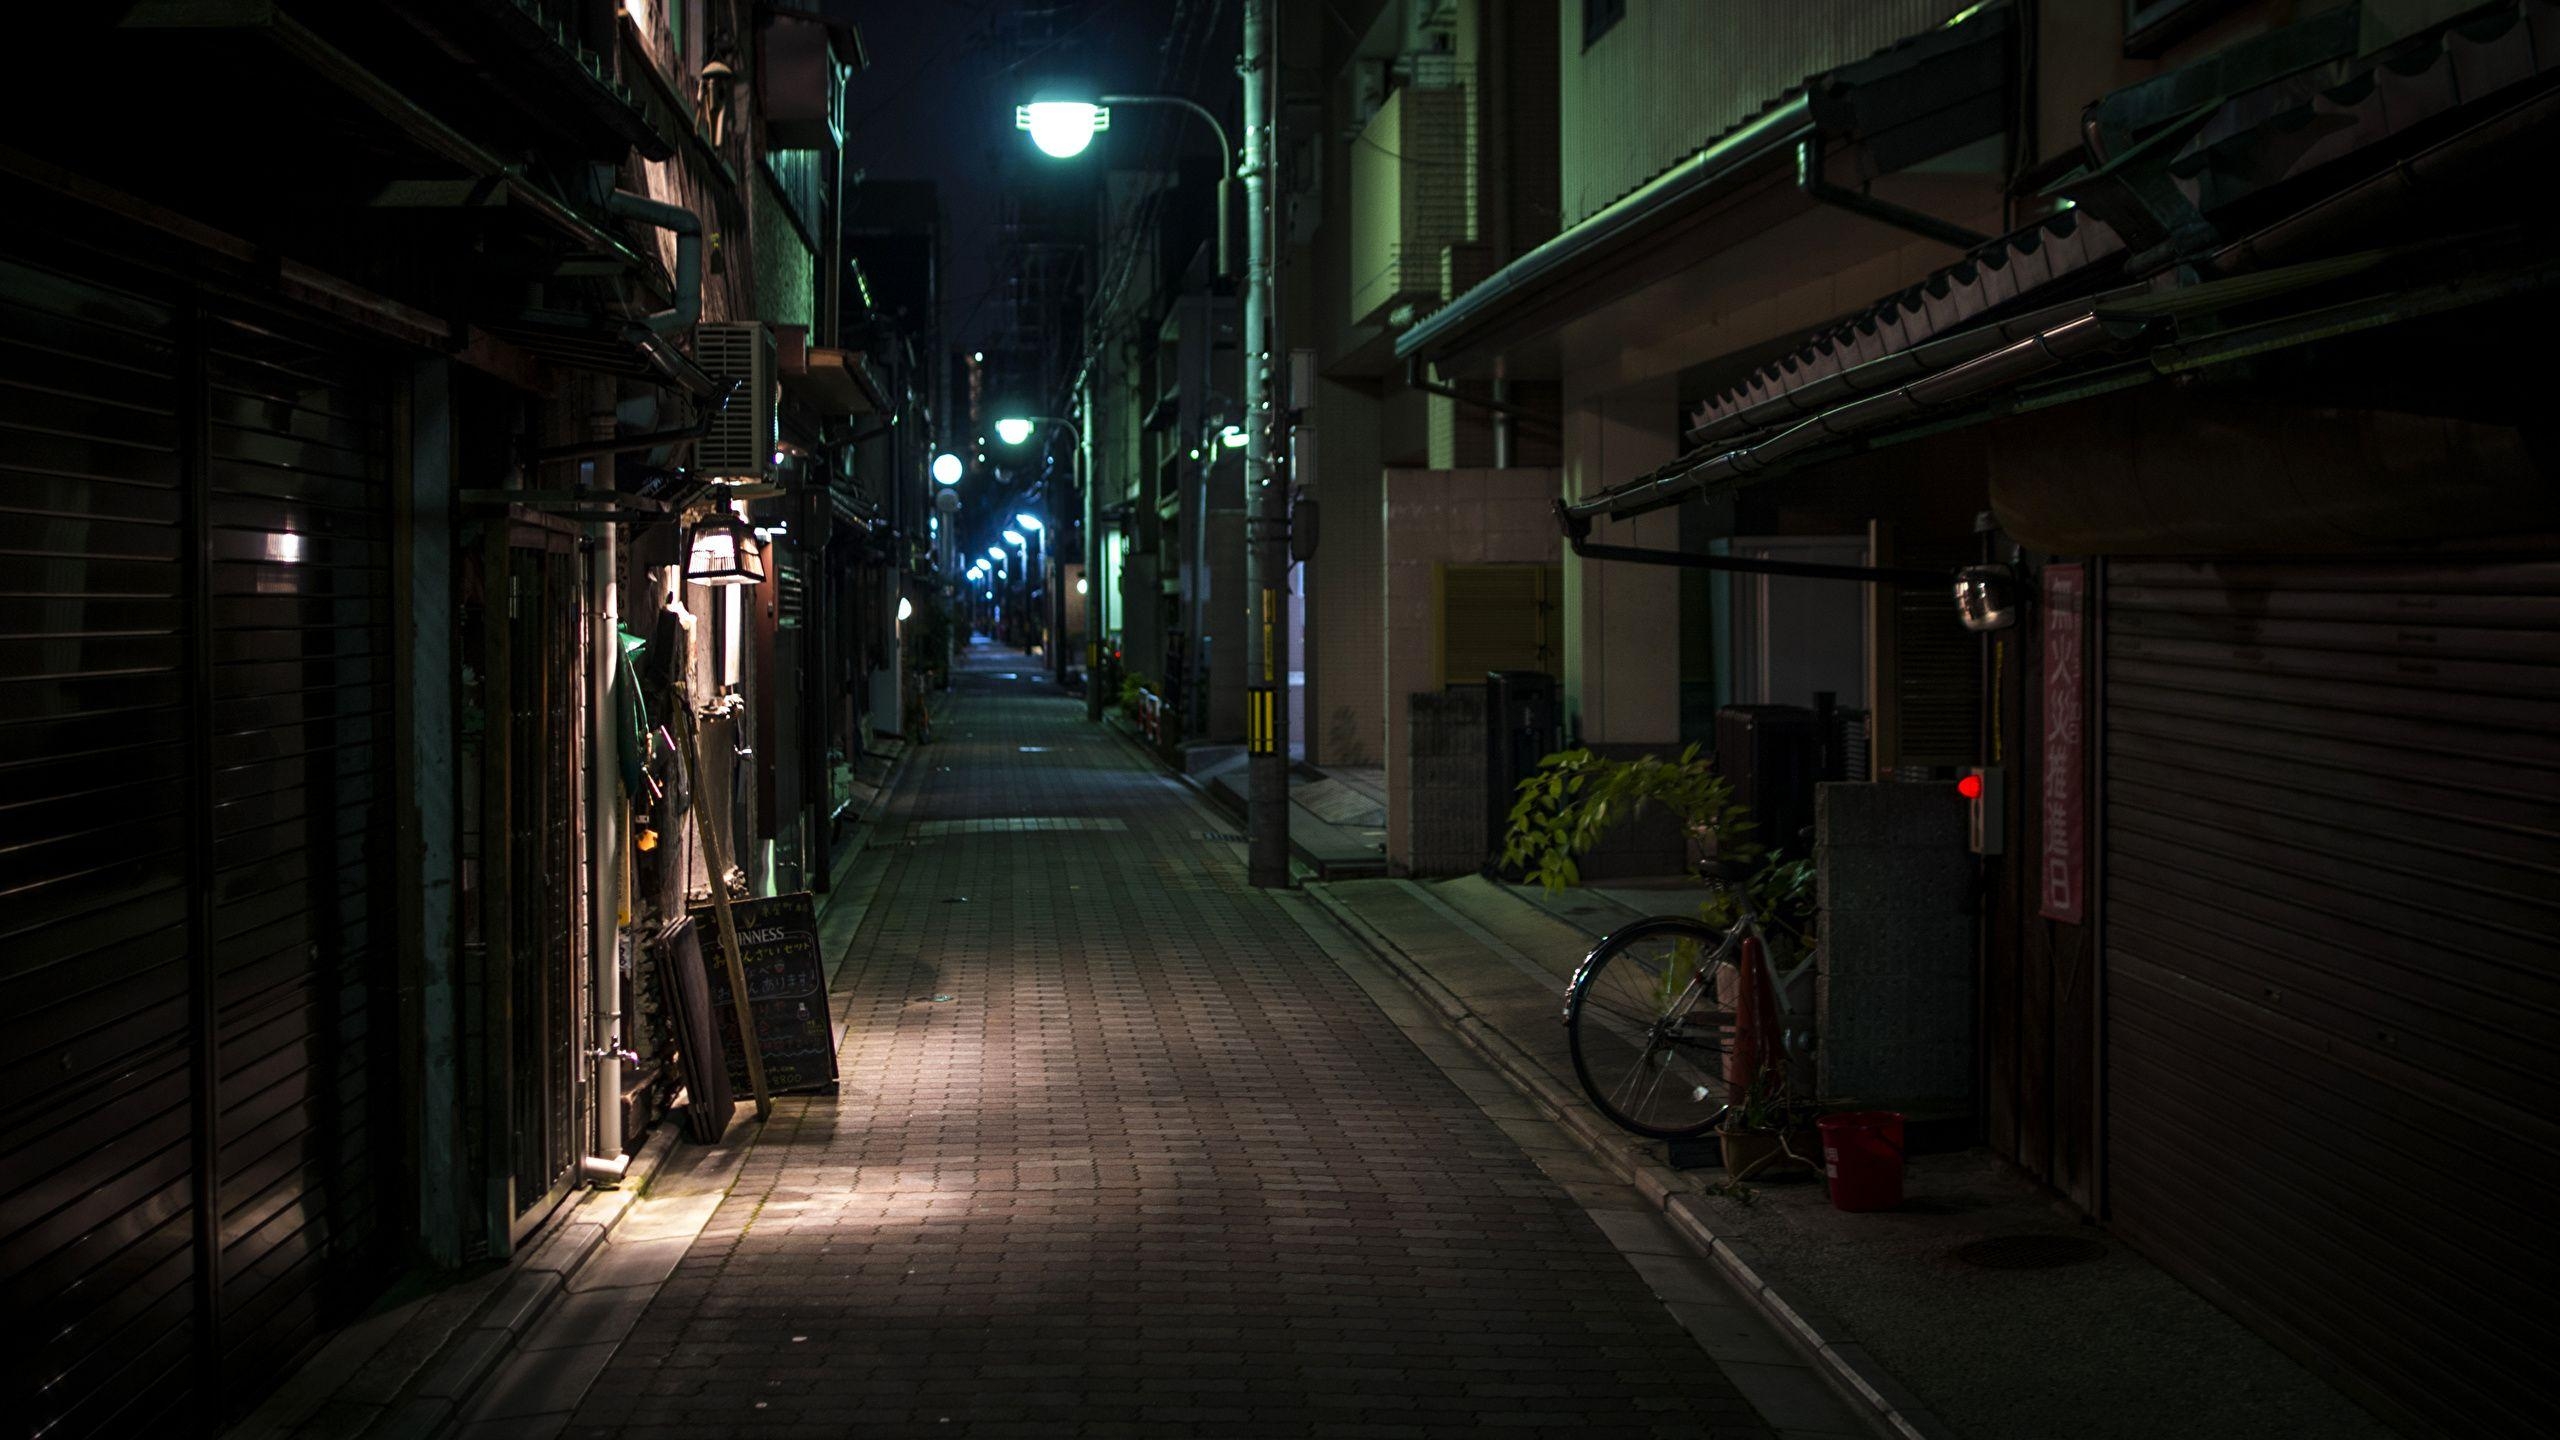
xmin=685 ymin=510 xmax=764 ymax=586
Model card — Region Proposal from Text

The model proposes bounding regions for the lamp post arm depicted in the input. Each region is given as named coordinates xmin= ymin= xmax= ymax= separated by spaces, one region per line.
xmin=1101 ymin=93 xmax=1237 ymax=276
xmin=1099 ymin=94 xmax=1234 ymax=181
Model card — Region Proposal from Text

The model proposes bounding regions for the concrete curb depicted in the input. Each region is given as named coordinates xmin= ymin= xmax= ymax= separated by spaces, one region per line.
xmin=1295 ymin=884 xmax=1957 ymax=1440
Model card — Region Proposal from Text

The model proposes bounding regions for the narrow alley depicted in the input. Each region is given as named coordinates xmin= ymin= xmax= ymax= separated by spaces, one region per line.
xmin=550 ymin=638 xmax=1842 ymax=1437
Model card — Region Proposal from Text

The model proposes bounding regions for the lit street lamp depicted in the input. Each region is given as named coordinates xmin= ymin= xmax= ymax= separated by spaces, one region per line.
xmin=1016 ymin=93 xmax=1235 ymax=277
xmin=933 ymin=452 xmax=964 ymax=485
xmin=992 ymin=414 xmax=1092 ymax=705
xmin=1015 ymin=14 xmax=1281 ymax=886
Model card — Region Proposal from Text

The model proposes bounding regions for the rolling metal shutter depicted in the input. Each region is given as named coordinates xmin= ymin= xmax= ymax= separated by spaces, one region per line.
xmin=0 ymin=252 xmax=396 ymax=1433
xmin=1 ymin=254 xmax=201 ymax=1438
xmin=200 ymin=301 xmax=396 ymax=1396
xmin=2103 ymin=555 xmax=2559 ymax=1438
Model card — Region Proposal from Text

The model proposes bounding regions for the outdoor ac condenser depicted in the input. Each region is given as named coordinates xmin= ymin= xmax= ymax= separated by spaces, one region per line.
xmin=694 ymin=321 xmax=776 ymax=481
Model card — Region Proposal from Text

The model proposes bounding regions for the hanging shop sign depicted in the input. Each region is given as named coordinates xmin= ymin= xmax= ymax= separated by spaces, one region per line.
xmin=691 ymin=890 xmax=840 ymax=1093
xmin=2039 ymin=563 xmax=2087 ymax=924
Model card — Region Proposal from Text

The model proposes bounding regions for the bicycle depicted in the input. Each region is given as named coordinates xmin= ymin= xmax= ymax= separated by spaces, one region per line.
xmin=1561 ymin=857 xmax=1819 ymax=1139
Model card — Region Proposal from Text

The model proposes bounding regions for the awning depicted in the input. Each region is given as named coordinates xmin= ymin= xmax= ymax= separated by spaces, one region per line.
xmin=1579 ymin=0 xmax=2560 ymax=530
xmin=781 ymin=346 xmax=889 ymax=418
xmin=1564 ymin=241 xmax=2560 ymax=530
xmin=1395 ymin=2 xmax=2016 ymax=376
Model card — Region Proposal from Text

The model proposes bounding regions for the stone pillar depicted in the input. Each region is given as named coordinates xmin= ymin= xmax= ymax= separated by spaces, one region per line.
xmin=1814 ymin=781 xmax=1974 ymax=1114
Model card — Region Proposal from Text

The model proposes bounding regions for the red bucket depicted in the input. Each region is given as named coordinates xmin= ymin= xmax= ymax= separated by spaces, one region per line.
xmin=1818 ymin=1110 xmax=1906 ymax=1212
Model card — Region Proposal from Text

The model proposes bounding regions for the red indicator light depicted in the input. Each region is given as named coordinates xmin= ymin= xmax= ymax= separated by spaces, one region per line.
xmin=1956 ymin=774 xmax=1985 ymax=800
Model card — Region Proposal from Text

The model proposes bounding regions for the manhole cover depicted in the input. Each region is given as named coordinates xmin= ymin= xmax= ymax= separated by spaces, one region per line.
xmin=1952 ymin=1234 xmax=2106 ymax=1270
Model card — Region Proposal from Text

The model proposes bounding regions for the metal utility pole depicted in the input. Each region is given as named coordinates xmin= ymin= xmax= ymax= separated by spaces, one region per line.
xmin=1082 ymin=377 xmax=1103 ymax=721
xmin=1240 ymin=0 xmax=1287 ymax=888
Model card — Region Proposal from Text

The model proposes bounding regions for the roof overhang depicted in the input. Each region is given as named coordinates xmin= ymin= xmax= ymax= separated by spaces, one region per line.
xmin=1396 ymin=2 xmax=2016 ymax=378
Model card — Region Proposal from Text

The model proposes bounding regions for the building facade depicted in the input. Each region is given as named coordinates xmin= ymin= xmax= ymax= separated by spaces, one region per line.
xmin=0 ymin=3 xmax=933 ymax=1431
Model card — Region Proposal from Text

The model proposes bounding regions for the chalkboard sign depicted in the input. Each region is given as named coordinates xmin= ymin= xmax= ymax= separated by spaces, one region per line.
xmin=690 ymin=891 xmax=839 ymax=1095
xmin=654 ymin=918 xmax=734 ymax=1143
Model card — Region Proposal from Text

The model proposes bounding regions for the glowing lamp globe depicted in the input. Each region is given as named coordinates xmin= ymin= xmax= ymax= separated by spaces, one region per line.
xmin=1016 ymin=101 xmax=1106 ymax=159
xmin=994 ymin=417 xmax=1036 ymax=446
xmin=932 ymin=452 xmax=964 ymax=484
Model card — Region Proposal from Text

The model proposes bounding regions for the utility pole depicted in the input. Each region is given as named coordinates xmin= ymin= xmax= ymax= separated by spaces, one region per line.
xmin=1083 ymin=372 xmax=1103 ymax=721
xmin=1240 ymin=0 xmax=1287 ymax=888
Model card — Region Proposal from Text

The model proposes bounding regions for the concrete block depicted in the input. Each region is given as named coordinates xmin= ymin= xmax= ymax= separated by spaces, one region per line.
xmin=1818 ymin=845 xmax=1976 ymax=914
xmin=1816 ymin=781 xmax=1964 ymax=849
xmin=1816 ymin=912 xmax=1977 ymax=978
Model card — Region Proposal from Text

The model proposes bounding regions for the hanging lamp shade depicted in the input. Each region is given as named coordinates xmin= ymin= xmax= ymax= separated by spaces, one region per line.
xmin=685 ymin=511 xmax=765 ymax=586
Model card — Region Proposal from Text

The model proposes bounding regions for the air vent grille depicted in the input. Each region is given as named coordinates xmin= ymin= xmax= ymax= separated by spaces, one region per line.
xmin=694 ymin=321 xmax=775 ymax=479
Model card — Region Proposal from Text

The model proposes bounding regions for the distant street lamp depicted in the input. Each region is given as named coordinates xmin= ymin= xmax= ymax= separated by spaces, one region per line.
xmin=993 ymin=415 xmax=1092 ymax=704
xmin=933 ymin=452 xmax=964 ymax=485
xmin=987 ymin=546 xmax=1006 ymax=564
xmin=1002 ymin=529 xmax=1026 ymax=548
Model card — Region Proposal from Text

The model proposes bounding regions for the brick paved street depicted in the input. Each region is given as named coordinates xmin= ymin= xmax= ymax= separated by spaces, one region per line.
xmin=565 ymin=641 xmax=1792 ymax=1439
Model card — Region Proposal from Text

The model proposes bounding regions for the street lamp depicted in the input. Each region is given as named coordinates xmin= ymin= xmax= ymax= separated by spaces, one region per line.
xmin=1002 ymin=529 xmax=1026 ymax=548
xmin=1015 ymin=92 xmax=1236 ymax=277
xmin=993 ymin=414 xmax=1095 ymax=707
xmin=1024 ymin=41 xmax=1282 ymax=886
xmin=987 ymin=546 xmax=1006 ymax=564
xmin=933 ymin=452 xmax=964 ymax=485
xmin=1038 ymin=11 xmax=1280 ymax=883
xmin=1016 ymin=99 xmax=1108 ymax=159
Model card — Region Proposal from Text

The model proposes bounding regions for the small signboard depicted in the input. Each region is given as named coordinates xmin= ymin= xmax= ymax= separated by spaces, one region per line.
xmin=654 ymin=918 xmax=734 ymax=1143
xmin=689 ymin=890 xmax=839 ymax=1094
xmin=2039 ymin=564 xmax=2087 ymax=924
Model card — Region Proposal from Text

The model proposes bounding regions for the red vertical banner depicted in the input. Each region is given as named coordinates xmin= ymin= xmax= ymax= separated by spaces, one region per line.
xmin=2039 ymin=564 xmax=2087 ymax=923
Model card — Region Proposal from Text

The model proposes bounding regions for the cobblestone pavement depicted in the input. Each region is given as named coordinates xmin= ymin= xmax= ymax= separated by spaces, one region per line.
xmin=565 ymin=643 xmax=1784 ymax=1439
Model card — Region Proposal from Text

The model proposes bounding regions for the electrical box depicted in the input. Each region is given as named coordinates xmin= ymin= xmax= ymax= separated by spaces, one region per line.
xmin=1962 ymin=765 xmax=2005 ymax=855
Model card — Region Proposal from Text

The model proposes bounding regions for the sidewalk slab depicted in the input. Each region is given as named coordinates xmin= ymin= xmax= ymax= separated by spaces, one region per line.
xmin=1304 ymin=871 xmax=2398 ymax=1440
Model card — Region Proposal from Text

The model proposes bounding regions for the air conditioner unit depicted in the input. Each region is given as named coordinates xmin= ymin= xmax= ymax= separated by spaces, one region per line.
xmin=694 ymin=321 xmax=776 ymax=481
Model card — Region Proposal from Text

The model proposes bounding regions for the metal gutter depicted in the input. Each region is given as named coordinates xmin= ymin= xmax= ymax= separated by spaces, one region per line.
xmin=1796 ymin=135 xmax=1990 ymax=251
xmin=1393 ymin=95 xmax=1816 ymax=366
xmin=1567 ymin=310 xmax=2127 ymax=525
xmin=1683 ymin=283 xmax=2150 ymax=452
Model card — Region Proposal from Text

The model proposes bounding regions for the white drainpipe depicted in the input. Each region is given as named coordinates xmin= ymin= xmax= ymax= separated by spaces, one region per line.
xmin=581 ymin=476 xmax=631 ymax=1187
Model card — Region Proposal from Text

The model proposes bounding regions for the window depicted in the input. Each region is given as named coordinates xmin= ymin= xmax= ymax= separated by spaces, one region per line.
xmin=1582 ymin=0 xmax=1625 ymax=50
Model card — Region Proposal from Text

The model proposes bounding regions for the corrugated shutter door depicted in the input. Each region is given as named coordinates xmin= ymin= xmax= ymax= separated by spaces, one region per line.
xmin=0 ymin=256 xmax=200 ymax=1436
xmin=2103 ymin=556 xmax=2560 ymax=1437
xmin=0 ymin=255 xmax=396 ymax=1431
xmin=201 ymin=304 xmax=395 ymax=1391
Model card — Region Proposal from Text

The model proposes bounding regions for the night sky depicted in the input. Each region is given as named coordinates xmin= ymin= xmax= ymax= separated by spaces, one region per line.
xmin=834 ymin=0 xmax=1219 ymax=360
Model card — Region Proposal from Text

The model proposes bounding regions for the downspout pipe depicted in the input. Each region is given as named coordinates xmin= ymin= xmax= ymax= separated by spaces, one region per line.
xmin=1401 ymin=356 xmax=1555 ymax=422
xmin=581 ymin=458 xmax=631 ymax=1188
xmin=605 ymin=190 xmax=703 ymax=336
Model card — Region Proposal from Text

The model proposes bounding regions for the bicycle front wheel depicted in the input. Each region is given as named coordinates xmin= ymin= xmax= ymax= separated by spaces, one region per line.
xmin=1566 ymin=916 xmax=1742 ymax=1138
